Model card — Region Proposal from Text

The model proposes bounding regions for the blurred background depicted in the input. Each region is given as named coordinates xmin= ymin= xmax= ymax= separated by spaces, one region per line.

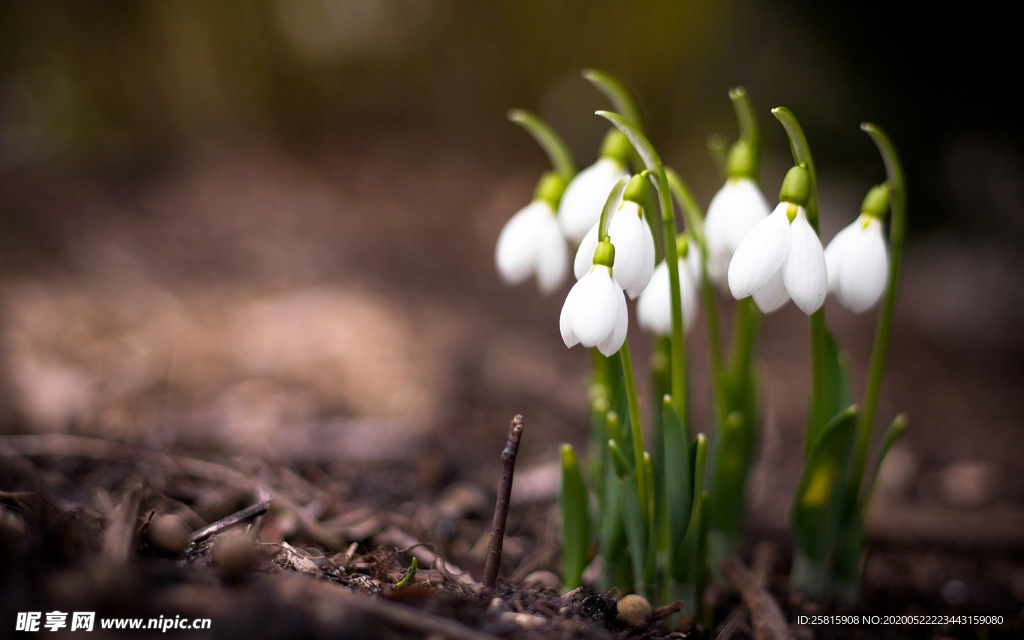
xmin=0 ymin=0 xmax=1022 ymax=577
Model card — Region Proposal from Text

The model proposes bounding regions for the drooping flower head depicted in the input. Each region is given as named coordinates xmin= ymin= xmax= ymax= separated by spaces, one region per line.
xmin=637 ymin=234 xmax=702 ymax=336
xmin=495 ymin=172 xmax=571 ymax=295
xmin=560 ymin=239 xmax=628 ymax=356
xmin=704 ymin=141 xmax=771 ymax=287
xmin=557 ymin=130 xmax=632 ymax=243
xmin=727 ymin=164 xmax=828 ymax=315
xmin=573 ymin=174 xmax=656 ymax=298
xmin=825 ymin=183 xmax=891 ymax=313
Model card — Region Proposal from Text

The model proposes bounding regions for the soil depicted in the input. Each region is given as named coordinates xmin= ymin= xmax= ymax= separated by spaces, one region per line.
xmin=2 ymin=140 xmax=1023 ymax=638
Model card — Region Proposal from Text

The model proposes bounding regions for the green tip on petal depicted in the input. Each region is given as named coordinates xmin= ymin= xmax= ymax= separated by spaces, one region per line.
xmin=726 ymin=140 xmax=756 ymax=179
xmin=534 ymin=171 xmax=568 ymax=208
xmin=593 ymin=240 xmax=616 ymax=267
xmin=780 ymin=164 xmax=812 ymax=206
xmin=599 ymin=129 xmax=633 ymax=166
xmin=861 ymin=183 xmax=891 ymax=219
xmin=623 ymin=173 xmax=651 ymax=205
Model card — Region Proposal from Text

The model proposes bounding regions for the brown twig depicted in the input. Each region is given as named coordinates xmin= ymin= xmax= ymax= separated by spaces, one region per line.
xmin=720 ymin=555 xmax=792 ymax=640
xmin=483 ymin=414 xmax=524 ymax=589
xmin=189 ymin=499 xmax=271 ymax=543
xmin=717 ymin=542 xmax=777 ymax=640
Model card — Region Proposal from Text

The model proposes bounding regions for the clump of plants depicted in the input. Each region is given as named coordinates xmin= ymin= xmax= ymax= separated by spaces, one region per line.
xmin=495 ymin=70 xmax=908 ymax=611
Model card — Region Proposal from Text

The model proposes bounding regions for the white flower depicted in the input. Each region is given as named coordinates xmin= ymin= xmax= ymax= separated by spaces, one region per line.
xmin=824 ymin=214 xmax=889 ymax=313
xmin=728 ymin=202 xmax=827 ymax=315
xmin=495 ymin=200 xmax=569 ymax=295
xmin=637 ymin=246 xmax=702 ymax=336
xmin=560 ymin=265 xmax=628 ymax=356
xmin=573 ymin=201 xmax=656 ymax=298
xmin=704 ymin=178 xmax=770 ymax=287
xmin=557 ymin=158 xmax=629 ymax=243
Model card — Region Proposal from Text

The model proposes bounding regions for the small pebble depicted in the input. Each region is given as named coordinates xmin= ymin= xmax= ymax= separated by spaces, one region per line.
xmin=616 ymin=594 xmax=651 ymax=628
xmin=941 ymin=579 xmax=969 ymax=605
xmin=522 ymin=570 xmax=560 ymax=591
xmin=211 ymin=529 xmax=255 ymax=577
xmin=145 ymin=514 xmax=191 ymax=556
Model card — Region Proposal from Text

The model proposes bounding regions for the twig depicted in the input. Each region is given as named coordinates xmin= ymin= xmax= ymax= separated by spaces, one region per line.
xmin=720 ymin=555 xmax=792 ymax=640
xmin=483 ymin=414 xmax=524 ymax=589
xmin=189 ymin=499 xmax=271 ymax=543
xmin=718 ymin=542 xmax=777 ymax=640
xmin=280 ymin=575 xmax=499 ymax=640
xmin=651 ymin=600 xmax=686 ymax=621
xmin=0 ymin=434 xmax=342 ymax=550
xmin=374 ymin=527 xmax=481 ymax=591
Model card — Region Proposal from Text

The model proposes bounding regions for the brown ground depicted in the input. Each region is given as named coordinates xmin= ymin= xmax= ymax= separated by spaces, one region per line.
xmin=2 ymin=139 xmax=1023 ymax=638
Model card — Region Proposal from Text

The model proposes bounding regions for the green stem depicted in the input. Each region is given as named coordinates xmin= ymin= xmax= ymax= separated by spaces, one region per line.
xmin=707 ymin=134 xmax=728 ymax=180
xmin=583 ymin=69 xmax=645 ymax=132
xmin=619 ymin=341 xmax=648 ymax=525
xmin=773 ymin=107 xmax=829 ymax=442
xmin=598 ymin=177 xmax=630 ymax=240
xmin=729 ymin=297 xmax=758 ymax=379
xmin=598 ymin=111 xmax=687 ymax=428
xmin=729 ymin=87 xmax=760 ymax=175
xmin=848 ymin=124 xmax=907 ymax=507
xmin=666 ymin=168 xmax=725 ymax=421
xmin=507 ymin=109 xmax=577 ymax=180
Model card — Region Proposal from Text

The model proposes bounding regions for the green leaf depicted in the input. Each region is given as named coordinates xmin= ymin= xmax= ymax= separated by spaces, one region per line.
xmin=792 ymin=406 xmax=858 ymax=565
xmin=582 ymin=68 xmax=644 ymax=132
xmin=673 ymin=435 xmax=706 ymax=583
xmin=395 ymin=557 xmax=418 ymax=588
xmin=560 ymin=444 xmax=591 ymax=590
xmin=861 ymin=413 xmax=909 ymax=512
xmin=608 ymin=439 xmax=631 ymax=479
xmin=507 ymin=109 xmax=577 ymax=180
xmin=616 ymin=468 xmax=648 ymax=590
xmin=708 ymin=411 xmax=748 ymax=536
xmin=807 ymin=327 xmax=852 ymax=454
xmin=661 ymin=396 xmax=692 ymax=560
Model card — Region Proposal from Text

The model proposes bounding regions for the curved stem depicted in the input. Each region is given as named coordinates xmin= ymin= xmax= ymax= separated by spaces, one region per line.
xmin=729 ymin=87 xmax=760 ymax=175
xmin=619 ymin=341 xmax=648 ymax=525
xmin=707 ymin=134 xmax=728 ymax=181
xmin=848 ymin=124 xmax=907 ymax=507
xmin=598 ymin=177 xmax=630 ymax=240
xmin=507 ymin=109 xmax=577 ymax=180
xmin=773 ymin=107 xmax=828 ymax=446
xmin=598 ymin=111 xmax=687 ymax=428
xmin=583 ymin=69 xmax=645 ymax=132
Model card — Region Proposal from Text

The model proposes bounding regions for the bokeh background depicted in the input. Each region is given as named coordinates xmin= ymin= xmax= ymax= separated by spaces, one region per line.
xmin=1 ymin=0 xmax=1022 ymax=596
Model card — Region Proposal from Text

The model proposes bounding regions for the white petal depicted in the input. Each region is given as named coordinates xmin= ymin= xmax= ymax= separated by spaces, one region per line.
xmin=573 ymin=222 xmax=600 ymax=280
xmin=728 ymin=203 xmax=791 ymax=299
xmin=495 ymin=202 xmax=547 ymax=285
xmin=535 ymin=214 xmax=570 ymax=294
xmin=836 ymin=217 xmax=889 ymax=313
xmin=597 ymin=280 xmax=629 ymax=356
xmin=752 ymin=268 xmax=789 ymax=313
xmin=637 ymin=261 xmax=671 ymax=336
xmin=568 ymin=267 xmax=620 ymax=346
xmin=636 ymin=259 xmax=700 ymax=335
xmin=781 ymin=208 xmax=827 ymax=315
xmin=824 ymin=219 xmax=859 ymax=294
xmin=704 ymin=178 xmax=770 ymax=287
xmin=559 ymin=283 xmax=580 ymax=348
xmin=607 ymin=203 xmax=655 ymax=298
xmin=557 ymin=159 xmax=628 ymax=243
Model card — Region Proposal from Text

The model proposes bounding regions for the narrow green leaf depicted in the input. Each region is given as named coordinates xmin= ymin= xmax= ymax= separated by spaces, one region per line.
xmin=708 ymin=411 xmax=748 ymax=536
xmin=507 ymin=109 xmax=577 ymax=180
xmin=608 ymin=439 xmax=631 ymax=479
xmin=395 ymin=557 xmax=418 ymax=588
xmin=862 ymin=413 xmax=909 ymax=512
xmin=792 ymin=406 xmax=858 ymax=565
xmin=618 ymin=473 xmax=648 ymax=591
xmin=560 ymin=444 xmax=591 ymax=590
xmin=662 ymin=395 xmax=692 ymax=560
xmin=807 ymin=328 xmax=852 ymax=454
xmin=582 ymin=68 xmax=644 ymax=132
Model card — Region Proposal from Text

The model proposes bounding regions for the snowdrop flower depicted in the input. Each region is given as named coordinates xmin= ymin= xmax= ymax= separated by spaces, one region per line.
xmin=704 ymin=142 xmax=771 ymax=287
xmin=824 ymin=184 xmax=891 ymax=313
xmin=495 ymin=172 xmax=570 ymax=295
xmin=728 ymin=164 xmax=827 ymax=315
xmin=560 ymin=240 xmax=628 ymax=356
xmin=573 ymin=175 xmax=656 ymax=298
xmin=637 ymin=235 xmax=702 ymax=336
xmin=557 ymin=130 xmax=631 ymax=243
